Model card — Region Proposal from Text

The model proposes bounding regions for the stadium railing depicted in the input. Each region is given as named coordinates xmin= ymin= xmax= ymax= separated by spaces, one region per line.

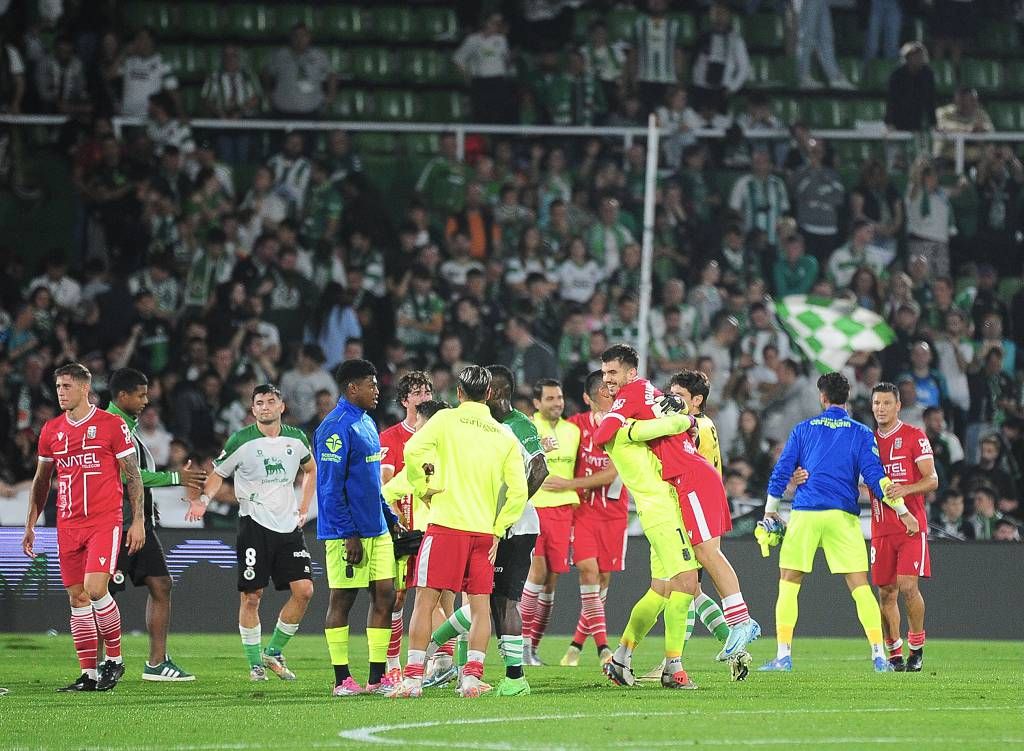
xmin=3 ymin=114 xmax=1021 ymax=175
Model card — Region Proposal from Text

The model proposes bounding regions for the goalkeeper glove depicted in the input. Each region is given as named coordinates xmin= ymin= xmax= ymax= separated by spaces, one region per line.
xmin=755 ymin=517 xmax=786 ymax=558
xmin=652 ymin=393 xmax=687 ymax=418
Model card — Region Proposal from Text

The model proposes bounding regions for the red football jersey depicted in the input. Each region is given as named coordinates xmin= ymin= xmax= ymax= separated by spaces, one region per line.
xmin=870 ymin=421 xmax=933 ymax=537
xmin=568 ymin=412 xmax=627 ymax=521
xmin=37 ymin=406 xmax=136 ymax=529
xmin=380 ymin=420 xmax=415 ymax=525
xmin=596 ymin=377 xmax=707 ymax=481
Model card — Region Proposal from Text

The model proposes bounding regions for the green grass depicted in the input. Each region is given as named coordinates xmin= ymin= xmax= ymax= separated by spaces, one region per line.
xmin=1 ymin=634 xmax=1021 ymax=750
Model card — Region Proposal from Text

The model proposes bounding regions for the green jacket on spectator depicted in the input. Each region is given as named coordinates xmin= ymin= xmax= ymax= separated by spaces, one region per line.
xmin=773 ymin=254 xmax=819 ymax=298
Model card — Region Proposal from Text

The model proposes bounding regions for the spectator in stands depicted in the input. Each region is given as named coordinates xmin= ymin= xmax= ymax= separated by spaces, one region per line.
xmin=453 ymin=12 xmax=515 ymax=124
xmin=118 ymin=27 xmax=180 ymax=118
xmin=239 ymin=166 xmax=287 ymax=237
xmin=28 ymin=257 xmax=81 ymax=311
xmin=579 ymin=19 xmax=626 ymax=113
xmin=34 ymin=33 xmax=89 ymax=115
xmin=905 ymin=157 xmax=961 ymax=278
xmin=827 ymin=219 xmax=888 ymax=289
xmin=280 ymin=343 xmax=337 ymax=426
xmin=740 ymin=301 xmax=792 ymax=367
xmin=973 ymin=310 xmax=1017 ymax=378
xmin=690 ymin=1 xmax=751 ymax=114
xmin=500 ymin=314 xmax=558 ymax=398
xmin=966 ymin=347 xmax=1020 ymax=462
xmin=267 ymin=130 xmax=311 ymax=214
xmin=884 ymin=41 xmax=937 ymax=134
xmin=974 ymin=145 xmax=1023 ymax=273
xmin=586 ymin=196 xmax=635 ymax=276
xmin=201 ymin=45 xmax=262 ymax=164
xmin=850 ymin=158 xmax=903 ymax=265
xmin=795 ymin=0 xmax=855 ymax=90
xmin=698 ymin=313 xmax=739 ymax=383
xmin=655 ymin=86 xmax=701 ymax=170
xmin=629 ymin=0 xmax=687 ymax=113
xmin=898 ymin=341 xmax=947 ymax=409
xmin=791 ymin=138 xmax=844 ymax=263
xmin=262 ymin=22 xmax=335 ymax=120
xmin=932 ymin=308 xmax=973 ymax=418
xmin=772 ymin=233 xmax=819 ymax=298
xmin=762 ymin=358 xmax=820 ymax=443
xmin=931 ymin=489 xmax=973 ymax=539
xmin=146 ymin=91 xmax=194 ymax=158
xmin=415 ymin=132 xmax=467 ymax=215
xmin=864 ymin=0 xmax=904 ymax=62
xmin=963 ymin=433 xmax=1019 ymax=500
xmin=923 ymin=406 xmax=965 ymax=491
xmin=323 ymin=129 xmax=363 ymax=187
xmin=605 ymin=293 xmax=642 ymax=351
xmin=993 ymin=518 xmax=1021 ymax=542
xmin=555 ymin=237 xmax=603 ymax=305
xmin=970 ymin=485 xmax=1007 ymax=541
xmin=935 ymin=86 xmax=994 ymax=166
xmin=395 ymin=264 xmax=445 ymax=365
xmin=729 ymin=148 xmax=789 ymax=249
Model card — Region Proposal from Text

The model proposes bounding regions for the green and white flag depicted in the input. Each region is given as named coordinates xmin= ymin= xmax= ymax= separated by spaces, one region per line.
xmin=774 ymin=295 xmax=895 ymax=373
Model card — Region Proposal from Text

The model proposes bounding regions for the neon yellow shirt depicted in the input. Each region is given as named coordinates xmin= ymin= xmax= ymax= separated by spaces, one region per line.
xmin=404 ymin=400 xmax=528 ymax=537
xmin=382 ymin=468 xmax=432 ymax=532
xmin=603 ymin=422 xmax=681 ymax=529
xmin=694 ymin=413 xmax=722 ymax=475
xmin=530 ymin=413 xmax=581 ymax=509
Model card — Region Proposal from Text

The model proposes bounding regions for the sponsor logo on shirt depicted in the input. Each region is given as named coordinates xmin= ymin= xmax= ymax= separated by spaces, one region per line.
xmin=263 ymin=458 xmax=286 ymax=476
xmin=364 ymin=452 xmax=383 ymax=463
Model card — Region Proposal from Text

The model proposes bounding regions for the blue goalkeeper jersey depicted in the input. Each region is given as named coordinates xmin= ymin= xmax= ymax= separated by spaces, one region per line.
xmin=315 ymin=397 xmax=397 ymax=540
xmin=767 ymin=406 xmax=888 ymax=517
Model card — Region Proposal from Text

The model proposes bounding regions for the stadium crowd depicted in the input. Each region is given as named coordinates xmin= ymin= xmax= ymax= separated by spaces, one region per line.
xmin=0 ymin=1 xmax=1021 ymax=543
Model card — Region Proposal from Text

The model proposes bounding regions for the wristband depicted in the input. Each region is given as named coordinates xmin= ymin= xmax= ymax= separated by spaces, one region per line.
xmin=765 ymin=495 xmax=781 ymax=513
xmin=892 ymin=501 xmax=909 ymax=516
xmin=199 ymin=493 xmax=211 ymax=507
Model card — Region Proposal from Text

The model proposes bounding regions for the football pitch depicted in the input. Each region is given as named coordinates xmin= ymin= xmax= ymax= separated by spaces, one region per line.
xmin=1 ymin=634 xmax=1021 ymax=751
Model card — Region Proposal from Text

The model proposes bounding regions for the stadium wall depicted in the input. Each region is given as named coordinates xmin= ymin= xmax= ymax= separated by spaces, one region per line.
xmin=1 ymin=529 xmax=1019 ymax=639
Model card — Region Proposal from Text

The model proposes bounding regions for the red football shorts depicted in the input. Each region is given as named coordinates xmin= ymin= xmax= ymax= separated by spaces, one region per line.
xmin=57 ymin=521 xmax=122 ymax=588
xmin=571 ymin=503 xmax=628 ymax=572
xmin=871 ymin=532 xmax=931 ymax=587
xmin=414 ymin=525 xmax=494 ymax=595
xmin=535 ymin=505 xmax=575 ymax=574
xmin=670 ymin=469 xmax=732 ymax=546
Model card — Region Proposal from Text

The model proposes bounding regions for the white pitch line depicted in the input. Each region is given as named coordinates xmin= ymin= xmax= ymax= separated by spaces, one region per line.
xmin=338 ymin=707 xmax=1024 ymax=750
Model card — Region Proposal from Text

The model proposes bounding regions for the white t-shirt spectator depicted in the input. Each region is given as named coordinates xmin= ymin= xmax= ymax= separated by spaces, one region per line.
xmin=138 ymin=422 xmax=172 ymax=468
xmin=264 ymin=47 xmax=330 ymax=114
xmin=27 ymin=273 xmax=81 ymax=310
xmin=280 ymin=367 xmax=338 ymax=424
xmin=905 ymin=187 xmax=954 ymax=242
xmin=120 ymin=53 xmax=178 ymax=117
xmin=439 ymin=257 xmax=484 ymax=290
xmin=556 ymin=258 xmax=604 ymax=304
xmin=147 ymin=119 xmax=195 ymax=157
xmin=933 ymin=337 xmax=974 ymax=412
xmin=452 ymin=33 xmax=510 ymax=78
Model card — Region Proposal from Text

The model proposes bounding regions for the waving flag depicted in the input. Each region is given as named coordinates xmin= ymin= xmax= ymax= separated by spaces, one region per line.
xmin=774 ymin=295 xmax=895 ymax=373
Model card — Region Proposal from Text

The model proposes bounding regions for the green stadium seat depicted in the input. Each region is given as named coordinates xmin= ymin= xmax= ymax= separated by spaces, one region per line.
xmin=987 ymin=102 xmax=1024 ymax=130
xmin=354 ymin=133 xmax=397 ymax=154
xmin=746 ymin=55 xmax=775 ymax=89
xmin=415 ymin=7 xmax=459 ymax=42
xmin=838 ymin=58 xmax=864 ymax=90
xmin=330 ymin=89 xmax=371 ymax=120
xmin=832 ymin=140 xmax=879 ymax=167
xmin=743 ymin=14 xmax=784 ymax=50
xmin=123 ymin=2 xmax=177 ymax=35
xmin=401 ymin=49 xmax=459 ymax=86
xmin=179 ymin=3 xmax=222 ymax=39
xmin=977 ymin=21 xmax=1019 ymax=56
xmin=1006 ymin=61 xmax=1024 ymax=91
xmin=864 ymin=59 xmax=897 ymax=93
xmin=806 ymin=98 xmax=851 ymax=129
xmin=932 ymin=60 xmax=956 ymax=96
xmin=851 ymin=99 xmax=885 ymax=124
xmin=606 ymin=9 xmax=638 ymax=44
xmin=321 ymin=7 xmax=368 ymax=41
xmin=326 ymin=48 xmax=354 ymax=80
xmin=163 ymin=46 xmax=209 ymax=81
xmin=180 ymin=86 xmax=201 ymax=117
xmin=374 ymin=90 xmax=420 ymax=121
xmin=773 ymin=96 xmax=804 ymax=126
xmin=227 ymin=5 xmax=273 ymax=40
xmin=426 ymin=91 xmax=470 ymax=122
xmin=273 ymin=5 xmax=317 ymax=33
xmin=246 ymin=46 xmax=276 ymax=74
xmin=352 ymin=48 xmax=398 ymax=84
xmin=401 ymin=132 xmax=440 ymax=156
xmin=961 ymin=60 xmax=1003 ymax=94
xmin=833 ymin=12 xmax=864 ymax=55
xmin=374 ymin=7 xmax=415 ymax=43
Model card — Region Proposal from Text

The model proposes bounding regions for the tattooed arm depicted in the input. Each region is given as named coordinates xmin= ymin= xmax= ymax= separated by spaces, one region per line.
xmin=119 ymin=453 xmax=146 ymax=554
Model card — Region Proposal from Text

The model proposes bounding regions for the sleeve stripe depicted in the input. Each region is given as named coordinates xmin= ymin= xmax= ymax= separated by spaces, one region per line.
xmin=605 ymin=413 xmax=627 ymax=425
xmin=38 ymin=457 xmax=54 ymax=463
xmin=115 ymin=448 xmax=137 ymax=459
xmin=914 ymin=455 xmax=933 ymax=464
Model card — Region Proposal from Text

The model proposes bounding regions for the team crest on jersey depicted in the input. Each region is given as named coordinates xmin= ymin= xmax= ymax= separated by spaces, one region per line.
xmin=894 ymin=437 xmax=903 ymax=450
xmin=87 ymin=426 xmax=96 ymax=439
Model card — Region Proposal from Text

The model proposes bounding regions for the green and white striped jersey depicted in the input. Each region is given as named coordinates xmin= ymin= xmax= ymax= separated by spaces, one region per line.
xmin=632 ymin=16 xmax=681 ymax=84
xmin=213 ymin=424 xmax=312 ymax=533
xmin=500 ymin=408 xmax=544 ymax=536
